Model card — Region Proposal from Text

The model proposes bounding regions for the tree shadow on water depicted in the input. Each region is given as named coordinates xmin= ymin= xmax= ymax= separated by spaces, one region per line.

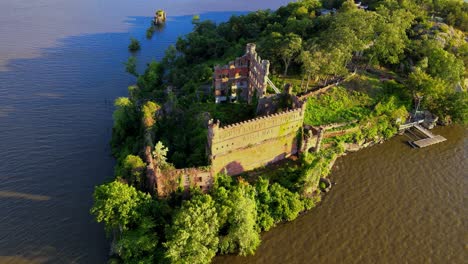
xmin=0 ymin=11 xmax=247 ymax=263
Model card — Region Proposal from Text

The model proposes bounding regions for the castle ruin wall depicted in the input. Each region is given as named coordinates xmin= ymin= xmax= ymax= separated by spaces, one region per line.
xmin=213 ymin=43 xmax=269 ymax=103
xmin=208 ymin=101 xmax=306 ymax=176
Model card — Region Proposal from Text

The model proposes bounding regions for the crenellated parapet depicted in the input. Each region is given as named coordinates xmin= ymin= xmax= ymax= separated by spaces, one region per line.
xmin=207 ymin=98 xmax=306 ymax=175
xmin=148 ymin=94 xmax=313 ymax=197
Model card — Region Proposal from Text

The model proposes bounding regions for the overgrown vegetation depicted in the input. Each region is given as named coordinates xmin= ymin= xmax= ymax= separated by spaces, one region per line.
xmin=128 ymin=37 xmax=141 ymax=52
xmin=146 ymin=26 xmax=155 ymax=39
xmin=93 ymin=0 xmax=467 ymax=263
xmin=305 ymin=86 xmax=373 ymax=125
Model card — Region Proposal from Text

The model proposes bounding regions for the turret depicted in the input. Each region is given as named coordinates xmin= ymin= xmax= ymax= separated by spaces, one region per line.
xmin=262 ymin=59 xmax=270 ymax=76
xmin=246 ymin=43 xmax=256 ymax=54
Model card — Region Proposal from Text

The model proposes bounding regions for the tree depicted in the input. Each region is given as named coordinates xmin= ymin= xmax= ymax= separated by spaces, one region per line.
xmin=255 ymin=178 xmax=275 ymax=231
xmin=340 ymin=0 xmax=358 ymax=12
xmin=443 ymin=91 xmax=468 ymax=124
xmin=125 ymin=57 xmax=138 ymax=76
xmin=192 ymin=15 xmax=201 ymax=24
xmin=319 ymin=48 xmax=350 ymax=81
xmin=137 ymin=61 xmax=164 ymax=96
xmin=407 ymin=67 xmax=456 ymax=120
xmin=162 ymin=45 xmax=177 ymax=68
xmin=315 ymin=9 xmax=376 ymax=79
xmin=212 ymin=177 xmax=260 ymax=256
xmin=152 ymin=141 xmax=169 ymax=169
xmin=284 ymin=18 xmax=315 ymax=38
xmin=437 ymin=0 xmax=468 ymax=31
xmin=268 ymin=183 xmax=304 ymax=222
xmin=255 ymin=178 xmax=305 ymax=231
xmin=164 ymin=194 xmax=219 ymax=264
xmin=90 ymin=181 xmax=151 ymax=232
xmin=111 ymin=97 xmax=139 ymax=156
xmin=408 ymin=67 xmax=446 ymax=95
xmin=142 ymin=101 xmax=160 ymax=129
xmin=113 ymin=97 xmax=134 ymax=131
xmin=146 ymin=26 xmax=155 ymax=39
xmin=128 ymin=37 xmax=141 ymax=52
xmin=325 ymin=7 xmax=377 ymax=54
xmin=368 ymin=6 xmax=415 ymax=65
xmin=297 ymin=49 xmax=321 ymax=91
xmin=257 ymin=32 xmax=283 ymax=73
xmin=116 ymin=216 xmax=158 ymax=264
xmin=279 ymin=33 xmax=302 ymax=76
xmin=118 ymin=155 xmax=146 ymax=187
xmin=425 ymin=44 xmax=464 ymax=84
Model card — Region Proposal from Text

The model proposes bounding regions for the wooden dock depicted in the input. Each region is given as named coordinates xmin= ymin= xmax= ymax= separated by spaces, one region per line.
xmin=399 ymin=122 xmax=446 ymax=148
xmin=412 ymin=135 xmax=447 ymax=148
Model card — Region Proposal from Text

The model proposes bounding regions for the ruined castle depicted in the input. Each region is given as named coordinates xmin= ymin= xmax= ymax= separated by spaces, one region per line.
xmin=146 ymin=44 xmax=324 ymax=197
xmin=213 ymin=43 xmax=270 ymax=103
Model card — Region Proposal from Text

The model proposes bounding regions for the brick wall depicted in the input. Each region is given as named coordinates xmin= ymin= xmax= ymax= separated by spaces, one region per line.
xmin=147 ymin=98 xmax=310 ymax=196
xmin=256 ymin=89 xmax=303 ymax=116
xmin=207 ymin=101 xmax=306 ymax=175
xmin=155 ymin=167 xmax=213 ymax=197
xmin=144 ymin=130 xmax=214 ymax=197
xmin=213 ymin=43 xmax=270 ymax=103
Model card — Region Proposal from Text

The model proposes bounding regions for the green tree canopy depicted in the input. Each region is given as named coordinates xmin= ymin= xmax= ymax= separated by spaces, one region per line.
xmin=90 ymin=181 xmax=151 ymax=232
xmin=111 ymin=97 xmax=140 ymax=158
xmin=124 ymin=56 xmax=138 ymax=76
xmin=212 ymin=176 xmax=261 ymax=256
xmin=369 ymin=5 xmax=415 ymax=65
xmin=279 ymin=33 xmax=303 ymax=76
xmin=116 ymin=216 xmax=158 ymax=264
xmin=116 ymin=155 xmax=146 ymax=187
xmin=255 ymin=178 xmax=305 ymax=231
xmin=142 ymin=101 xmax=160 ymax=129
xmin=152 ymin=141 xmax=169 ymax=169
xmin=164 ymin=194 xmax=219 ymax=264
xmin=424 ymin=43 xmax=464 ymax=84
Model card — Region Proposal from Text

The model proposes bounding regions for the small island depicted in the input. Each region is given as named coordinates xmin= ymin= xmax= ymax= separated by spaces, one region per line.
xmin=92 ymin=1 xmax=467 ymax=263
xmin=153 ymin=9 xmax=166 ymax=25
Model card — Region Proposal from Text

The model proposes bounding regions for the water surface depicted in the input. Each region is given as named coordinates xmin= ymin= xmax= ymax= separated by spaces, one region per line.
xmin=216 ymin=125 xmax=466 ymax=264
xmin=0 ymin=1 xmax=289 ymax=263
xmin=0 ymin=1 xmax=465 ymax=263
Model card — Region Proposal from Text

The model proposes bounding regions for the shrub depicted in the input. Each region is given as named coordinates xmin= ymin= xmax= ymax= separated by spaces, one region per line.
xmin=146 ymin=26 xmax=155 ymax=39
xmin=128 ymin=38 xmax=141 ymax=52
xmin=142 ymin=101 xmax=160 ymax=129
xmin=124 ymin=57 xmax=137 ymax=76
xmin=319 ymin=181 xmax=326 ymax=190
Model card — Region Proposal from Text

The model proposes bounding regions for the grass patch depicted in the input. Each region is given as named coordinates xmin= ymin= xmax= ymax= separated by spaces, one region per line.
xmin=304 ymin=86 xmax=373 ymax=126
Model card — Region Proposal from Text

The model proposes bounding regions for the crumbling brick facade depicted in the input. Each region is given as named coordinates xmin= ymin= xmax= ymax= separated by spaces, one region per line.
xmin=145 ymin=96 xmax=310 ymax=196
xmin=207 ymin=100 xmax=306 ymax=176
xmin=144 ymin=43 xmax=331 ymax=197
xmin=154 ymin=167 xmax=213 ymax=197
xmin=213 ymin=43 xmax=270 ymax=103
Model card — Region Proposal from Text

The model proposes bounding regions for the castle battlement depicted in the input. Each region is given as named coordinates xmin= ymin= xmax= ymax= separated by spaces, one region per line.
xmin=218 ymin=107 xmax=304 ymax=131
xmin=207 ymin=97 xmax=306 ymax=175
xmin=150 ymin=95 xmax=318 ymax=196
xmin=148 ymin=46 xmax=315 ymax=197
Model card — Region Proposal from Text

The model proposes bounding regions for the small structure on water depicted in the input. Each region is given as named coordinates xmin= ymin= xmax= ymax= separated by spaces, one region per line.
xmin=398 ymin=97 xmax=446 ymax=148
xmin=153 ymin=10 xmax=166 ymax=25
xmin=399 ymin=112 xmax=446 ymax=148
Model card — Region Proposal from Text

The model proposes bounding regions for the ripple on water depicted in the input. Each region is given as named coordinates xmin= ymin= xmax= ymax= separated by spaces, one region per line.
xmin=215 ymin=125 xmax=466 ymax=264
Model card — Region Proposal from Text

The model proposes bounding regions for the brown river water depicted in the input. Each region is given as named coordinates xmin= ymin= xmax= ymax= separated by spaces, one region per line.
xmin=216 ymin=125 xmax=466 ymax=264
xmin=0 ymin=0 xmax=465 ymax=263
